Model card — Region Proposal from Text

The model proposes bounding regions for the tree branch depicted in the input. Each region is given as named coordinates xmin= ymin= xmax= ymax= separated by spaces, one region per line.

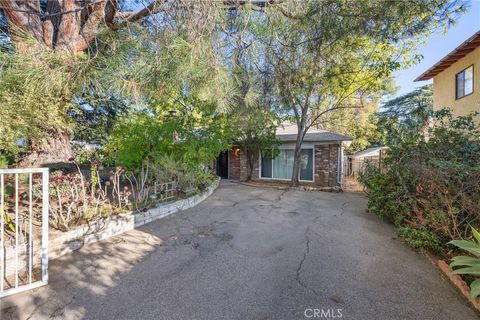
xmin=104 ymin=0 xmax=118 ymax=28
xmin=0 ymin=0 xmax=45 ymax=47
xmin=223 ymin=0 xmax=283 ymax=9
xmin=63 ymin=0 xmax=106 ymax=52
xmin=111 ymin=0 xmax=168 ymax=30
xmin=0 ymin=0 xmax=106 ymax=17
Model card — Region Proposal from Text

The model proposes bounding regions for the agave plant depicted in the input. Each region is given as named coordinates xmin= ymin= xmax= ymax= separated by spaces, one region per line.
xmin=449 ymin=227 xmax=480 ymax=299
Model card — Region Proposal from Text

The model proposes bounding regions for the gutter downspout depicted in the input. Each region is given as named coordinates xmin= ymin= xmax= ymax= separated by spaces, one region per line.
xmin=336 ymin=143 xmax=343 ymax=186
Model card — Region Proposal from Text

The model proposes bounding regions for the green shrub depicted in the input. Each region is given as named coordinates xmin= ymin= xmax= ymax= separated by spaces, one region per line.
xmin=105 ymin=106 xmax=232 ymax=169
xmin=72 ymin=144 xmax=114 ymax=166
xmin=0 ymin=155 xmax=9 ymax=169
xmin=151 ymin=155 xmax=216 ymax=195
xmin=360 ymin=110 xmax=480 ymax=254
xmin=397 ymin=227 xmax=442 ymax=252
xmin=359 ymin=164 xmax=413 ymax=227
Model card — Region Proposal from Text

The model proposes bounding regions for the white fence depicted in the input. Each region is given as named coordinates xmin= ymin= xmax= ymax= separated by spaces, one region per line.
xmin=343 ymin=156 xmax=381 ymax=177
xmin=342 ymin=156 xmax=381 ymax=192
xmin=0 ymin=168 xmax=49 ymax=298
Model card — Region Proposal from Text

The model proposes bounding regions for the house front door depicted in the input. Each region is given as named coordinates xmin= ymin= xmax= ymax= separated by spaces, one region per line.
xmin=216 ymin=151 xmax=229 ymax=179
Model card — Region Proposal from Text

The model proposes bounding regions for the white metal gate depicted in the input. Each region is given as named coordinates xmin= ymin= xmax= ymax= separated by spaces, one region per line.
xmin=0 ymin=168 xmax=49 ymax=297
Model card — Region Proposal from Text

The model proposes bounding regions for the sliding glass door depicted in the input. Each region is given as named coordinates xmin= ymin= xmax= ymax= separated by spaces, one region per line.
xmin=299 ymin=149 xmax=313 ymax=181
xmin=261 ymin=150 xmax=273 ymax=178
xmin=261 ymin=148 xmax=314 ymax=181
xmin=272 ymin=149 xmax=294 ymax=179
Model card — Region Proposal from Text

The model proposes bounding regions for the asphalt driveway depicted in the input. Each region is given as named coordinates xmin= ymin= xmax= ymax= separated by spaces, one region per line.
xmin=1 ymin=182 xmax=477 ymax=319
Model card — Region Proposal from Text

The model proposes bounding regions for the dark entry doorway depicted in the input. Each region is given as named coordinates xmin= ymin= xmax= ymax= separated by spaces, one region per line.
xmin=216 ymin=151 xmax=229 ymax=179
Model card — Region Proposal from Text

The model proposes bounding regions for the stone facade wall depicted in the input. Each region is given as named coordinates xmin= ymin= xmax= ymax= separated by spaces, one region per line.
xmin=228 ymin=148 xmax=241 ymax=180
xmin=226 ymin=147 xmax=257 ymax=181
xmin=249 ymin=152 xmax=260 ymax=180
xmin=314 ymin=144 xmax=339 ymax=187
xmin=239 ymin=149 xmax=258 ymax=181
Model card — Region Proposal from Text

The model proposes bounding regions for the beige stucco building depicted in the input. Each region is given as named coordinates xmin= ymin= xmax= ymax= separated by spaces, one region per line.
xmin=416 ymin=30 xmax=480 ymax=117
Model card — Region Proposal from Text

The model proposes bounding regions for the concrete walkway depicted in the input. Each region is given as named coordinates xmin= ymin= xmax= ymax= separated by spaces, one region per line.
xmin=1 ymin=182 xmax=477 ymax=319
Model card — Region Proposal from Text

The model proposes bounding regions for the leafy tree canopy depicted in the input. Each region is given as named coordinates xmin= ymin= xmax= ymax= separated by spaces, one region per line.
xmin=374 ymin=84 xmax=433 ymax=147
xmin=0 ymin=0 xmax=470 ymax=170
xmin=237 ymin=0 xmax=466 ymax=186
xmin=105 ymin=96 xmax=234 ymax=169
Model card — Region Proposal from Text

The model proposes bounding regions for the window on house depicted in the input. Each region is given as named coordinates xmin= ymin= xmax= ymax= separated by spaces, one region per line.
xmin=272 ymin=149 xmax=294 ymax=179
xmin=299 ymin=149 xmax=314 ymax=181
xmin=261 ymin=150 xmax=273 ymax=178
xmin=261 ymin=148 xmax=314 ymax=181
xmin=456 ymin=65 xmax=474 ymax=99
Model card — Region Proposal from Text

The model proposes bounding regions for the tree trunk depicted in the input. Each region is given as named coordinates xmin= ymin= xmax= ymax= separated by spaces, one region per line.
xmin=246 ymin=149 xmax=255 ymax=181
xmin=2 ymin=1 xmax=270 ymax=167
xmin=291 ymin=142 xmax=302 ymax=187
xmin=0 ymin=0 xmax=108 ymax=167
xmin=18 ymin=128 xmax=74 ymax=168
xmin=291 ymin=117 xmax=307 ymax=187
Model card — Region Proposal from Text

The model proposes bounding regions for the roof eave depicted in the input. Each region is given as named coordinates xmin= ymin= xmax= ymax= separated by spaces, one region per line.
xmin=278 ymin=138 xmax=353 ymax=142
xmin=415 ymin=30 xmax=480 ymax=82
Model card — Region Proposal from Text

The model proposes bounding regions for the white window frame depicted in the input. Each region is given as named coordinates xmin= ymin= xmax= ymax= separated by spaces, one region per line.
xmin=455 ymin=64 xmax=474 ymax=100
xmin=259 ymin=147 xmax=315 ymax=182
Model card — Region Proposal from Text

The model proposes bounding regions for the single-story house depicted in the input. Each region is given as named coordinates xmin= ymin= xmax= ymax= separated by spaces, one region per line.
xmin=345 ymin=146 xmax=387 ymax=177
xmin=215 ymin=123 xmax=352 ymax=188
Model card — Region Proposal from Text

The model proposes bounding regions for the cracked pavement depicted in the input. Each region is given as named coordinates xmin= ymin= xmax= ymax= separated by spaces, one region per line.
xmin=1 ymin=181 xmax=477 ymax=319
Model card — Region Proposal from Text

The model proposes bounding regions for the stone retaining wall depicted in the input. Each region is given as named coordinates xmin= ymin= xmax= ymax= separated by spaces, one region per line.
xmin=3 ymin=179 xmax=219 ymax=280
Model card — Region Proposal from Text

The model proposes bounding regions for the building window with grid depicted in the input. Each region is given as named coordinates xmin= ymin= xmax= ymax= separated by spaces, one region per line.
xmin=456 ymin=65 xmax=474 ymax=99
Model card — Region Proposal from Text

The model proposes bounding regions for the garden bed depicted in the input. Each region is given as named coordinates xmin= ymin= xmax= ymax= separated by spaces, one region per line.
xmin=2 ymin=178 xmax=219 ymax=289
xmin=50 ymin=178 xmax=218 ymax=259
xmin=426 ymin=251 xmax=480 ymax=313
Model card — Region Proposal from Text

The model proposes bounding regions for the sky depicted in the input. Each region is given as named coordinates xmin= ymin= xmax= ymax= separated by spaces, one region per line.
xmin=393 ymin=0 xmax=480 ymax=97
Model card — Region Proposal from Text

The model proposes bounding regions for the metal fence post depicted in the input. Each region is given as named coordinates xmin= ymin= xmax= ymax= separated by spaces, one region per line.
xmin=41 ymin=169 xmax=49 ymax=285
xmin=0 ymin=168 xmax=50 ymax=298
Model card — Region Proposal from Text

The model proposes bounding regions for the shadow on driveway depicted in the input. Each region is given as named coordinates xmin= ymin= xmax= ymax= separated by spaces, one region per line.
xmin=1 ymin=182 xmax=477 ymax=319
